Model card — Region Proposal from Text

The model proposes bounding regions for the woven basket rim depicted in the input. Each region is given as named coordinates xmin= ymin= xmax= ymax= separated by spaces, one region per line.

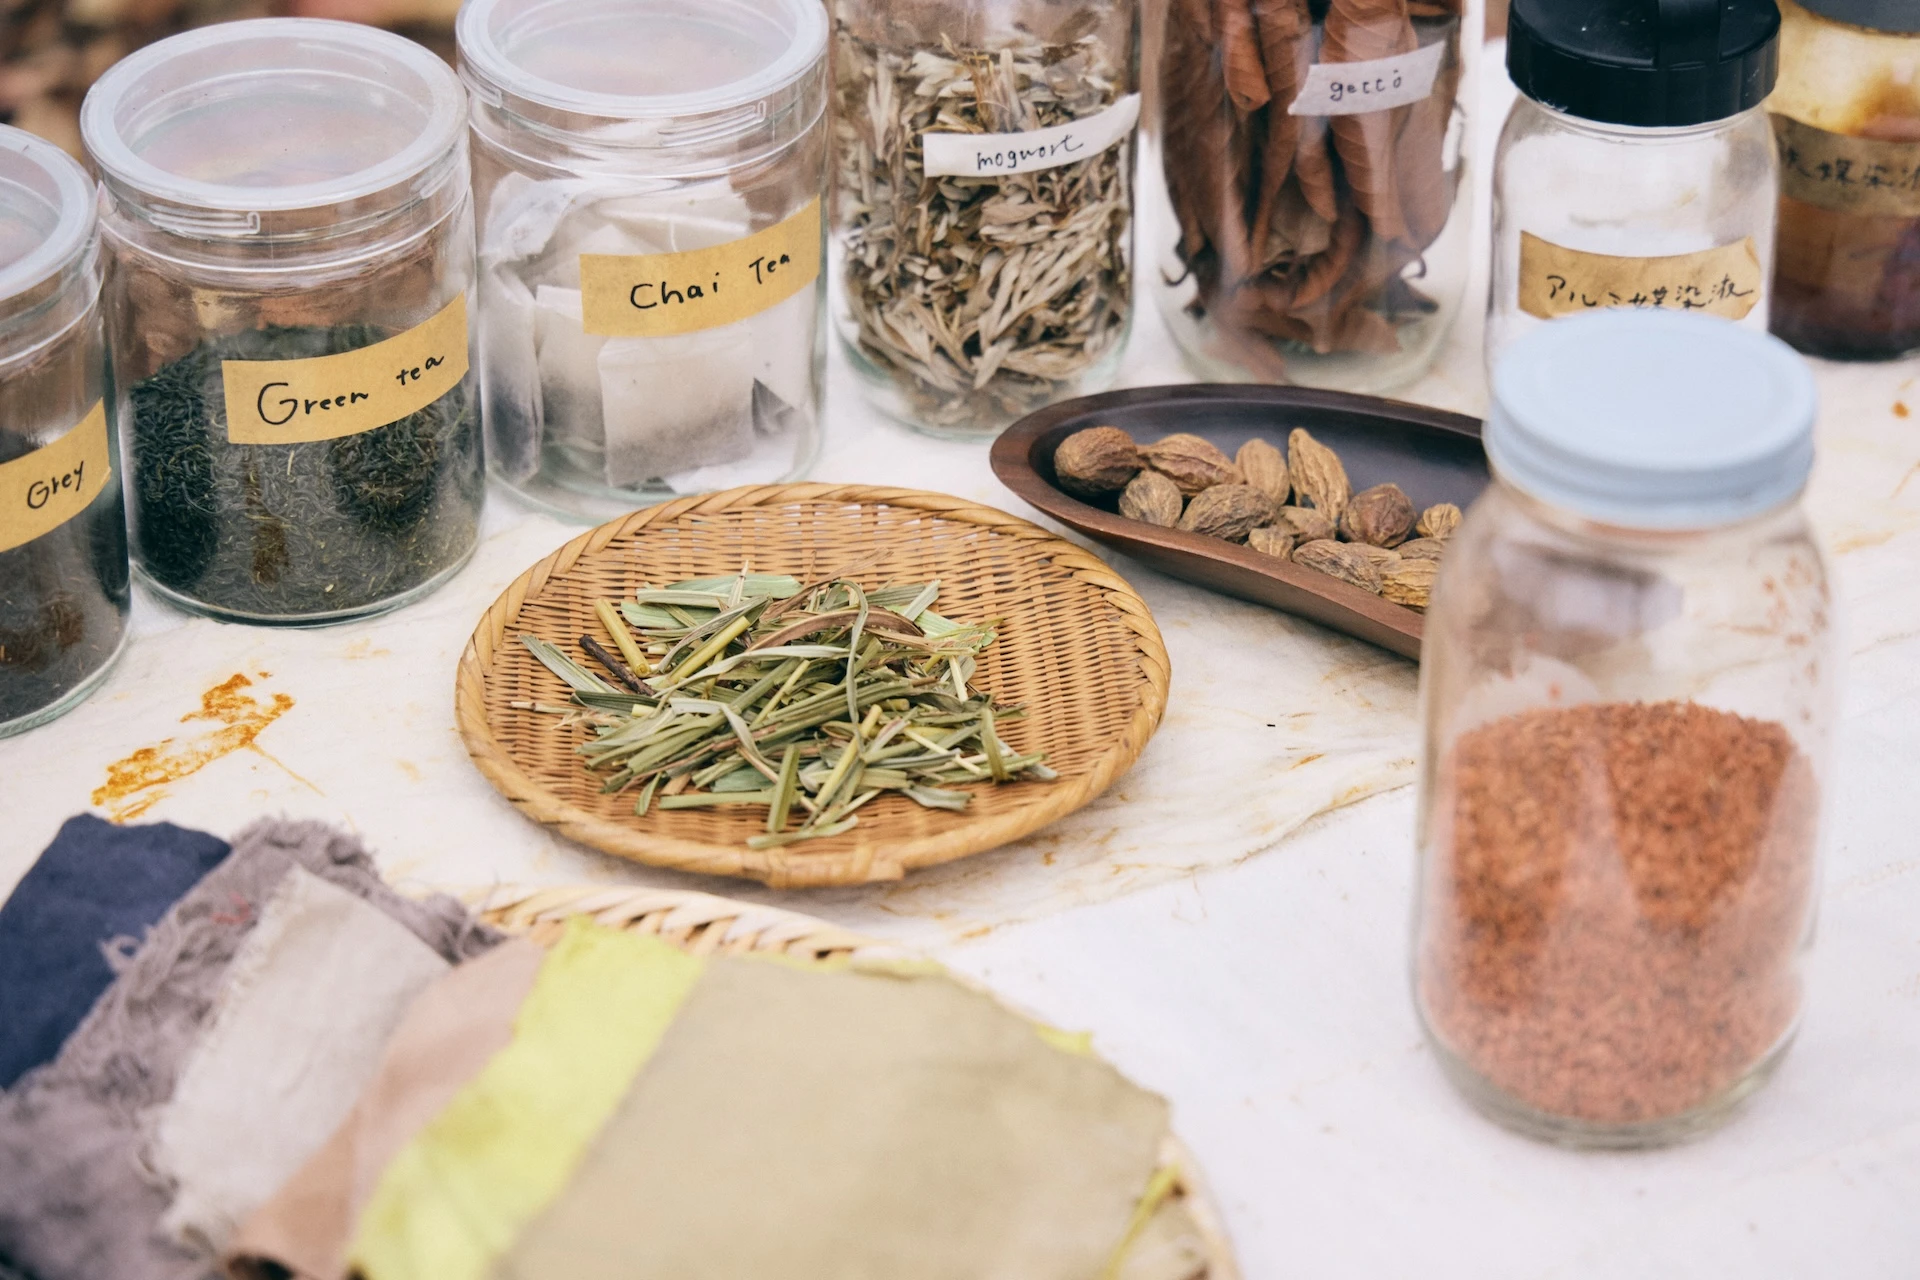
xmin=470 ymin=879 xmax=1240 ymax=1278
xmin=455 ymin=484 xmax=1171 ymax=889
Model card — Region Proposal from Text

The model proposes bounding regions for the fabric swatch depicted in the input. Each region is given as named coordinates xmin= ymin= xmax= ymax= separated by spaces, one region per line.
xmin=226 ymin=937 xmax=548 ymax=1280
xmin=350 ymin=924 xmax=702 ymax=1280
xmin=150 ymin=867 xmax=451 ymax=1254
xmin=0 ymin=814 xmax=229 ymax=1088
xmin=494 ymin=955 xmax=1172 ymax=1280
xmin=0 ymin=819 xmax=498 ymax=1280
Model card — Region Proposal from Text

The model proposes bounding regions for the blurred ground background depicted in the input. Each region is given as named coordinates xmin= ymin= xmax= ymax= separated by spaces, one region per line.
xmin=3 ymin=0 xmax=1509 ymax=162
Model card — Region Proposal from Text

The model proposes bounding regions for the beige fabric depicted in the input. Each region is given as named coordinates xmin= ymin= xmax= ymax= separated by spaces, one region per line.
xmin=496 ymin=958 xmax=1171 ymax=1280
xmin=148 ymin=868 xmax=450 ymax=1255
xmin=226 ymin=938 xmax=548 ymax=1280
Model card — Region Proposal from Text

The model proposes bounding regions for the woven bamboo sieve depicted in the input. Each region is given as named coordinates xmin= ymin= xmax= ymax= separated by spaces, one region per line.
xmin=456 ymin=484 xmax=1171 ymax=888
xmin=470 ymin=880 xmax=1241 ymax=1278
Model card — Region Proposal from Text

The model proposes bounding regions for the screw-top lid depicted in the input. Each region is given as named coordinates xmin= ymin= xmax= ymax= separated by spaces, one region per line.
xmin=1508 ymin=0 xmax=1781 ymax=128
xmin=1487 ymin=312 xmax=1817 ymax=531
xmin=1795 ymin=0 xmax=1920 ymax=33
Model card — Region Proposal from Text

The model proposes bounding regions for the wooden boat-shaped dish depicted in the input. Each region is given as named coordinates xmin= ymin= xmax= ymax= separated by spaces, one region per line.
xmin=991 ymin=385 xmax=1489 ymax=660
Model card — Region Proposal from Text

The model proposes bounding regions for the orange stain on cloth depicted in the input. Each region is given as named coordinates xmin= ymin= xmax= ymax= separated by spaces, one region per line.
xmin=92 ymin=674 xmax=297 ymax=822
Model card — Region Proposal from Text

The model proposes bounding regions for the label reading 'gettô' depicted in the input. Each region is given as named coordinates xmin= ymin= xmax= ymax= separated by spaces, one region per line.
xmin=1289 ymin=40 xmax=1449 ymax=116
xmin=0 ymin=401 xmax=112 ymax=555
xmin=580 ymin=199 xmax=823 ymax=339
xmin=1518 ymin=233 xmax=1764 ymax=322
xmin=220 ymin=295 xmax=470 ymax=446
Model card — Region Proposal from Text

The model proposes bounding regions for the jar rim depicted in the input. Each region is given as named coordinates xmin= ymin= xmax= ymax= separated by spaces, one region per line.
xmin=456 ymin=0 xmax=827 ymax=129
xmin=0 ymin=125 xmax=95 ymax=305
xmin=80 ymin=18 xmax=466 ymax=218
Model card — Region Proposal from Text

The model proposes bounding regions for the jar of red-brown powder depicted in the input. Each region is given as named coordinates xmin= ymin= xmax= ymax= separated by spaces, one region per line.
xmin=1414 ymin=309 xmax=1837 ymax=1148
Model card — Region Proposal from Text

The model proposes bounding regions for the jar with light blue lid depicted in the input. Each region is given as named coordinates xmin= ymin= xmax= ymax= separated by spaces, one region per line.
xmin=1412 ymin=310 xmax=1837 ymax=1148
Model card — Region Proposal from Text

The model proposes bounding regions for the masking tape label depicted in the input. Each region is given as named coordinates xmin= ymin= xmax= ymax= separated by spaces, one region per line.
xmin=0 ymin=400 xmax=111 ymax=554
xmin=1518 ymin=233 xmax=1764 ymax=322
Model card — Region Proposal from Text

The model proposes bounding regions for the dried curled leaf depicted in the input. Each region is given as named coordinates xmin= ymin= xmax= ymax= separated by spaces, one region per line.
xmin=1119 ymin=470 xmax=1184 ymax=527
xmin=1417 ymin=503 xmax=1462 ymax=540
xmin=1248 ymin=525 xmax=1296 ymax=558
xmin=1054 ymin=427 xmax=1143 ymax=498
xmin=1287 ymin=428 xmax=1351 ymax=521
xmin=1381 ymin=557 xmax=1438 ymax=609
xmin=1217 ymin=0 xmax=1273 ymax=115
xmin=1178 ymin=484 xmax=1277 ymax=542
xmin=1340 ymin=482 xmax=1416 ymax=547
xmin=1237 ymin=437 xmax=1292 ymax=504
xmin=1146 ymin=433 xmax=1244 ymax=495
xmin=1294 ymin=539 xmax=1384 ymax=593
xmin=1274 ymin=504 xmax=1336 ymax=543
xmin=1396 ymin=537 xmax=1447 ymax=561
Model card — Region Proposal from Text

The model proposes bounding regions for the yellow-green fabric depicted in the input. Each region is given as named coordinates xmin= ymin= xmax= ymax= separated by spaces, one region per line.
xmin=492 ymin=957 xmax=1172 ymax=1280
xmin=348 ymin=922 xmax=701 ymax=1280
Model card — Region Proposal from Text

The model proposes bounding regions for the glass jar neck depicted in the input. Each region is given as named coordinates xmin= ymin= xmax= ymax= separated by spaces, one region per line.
xmin=1490 ymin=475 xmax=1809 ymax=548
xmin=1522 ymin=97 xmax=1762 ymax=143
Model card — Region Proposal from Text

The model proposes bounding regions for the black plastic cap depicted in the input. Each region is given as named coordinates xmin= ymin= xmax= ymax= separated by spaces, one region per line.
xmin=1509 ymin=0 xmax=1782 ymax=128
xmin=1797 ymin=0 xmax=1920 ymax=33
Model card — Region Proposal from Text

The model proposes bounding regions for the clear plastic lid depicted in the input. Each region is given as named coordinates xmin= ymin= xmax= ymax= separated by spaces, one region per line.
xmin=0 ymin=124 xmax=95 ymax=309
xmin=458 ymin=0 xmax=827 ymax=139
xmin=1487 ymin=311 xmax=1818 ymax=531
xmin=81 ymin=19 xmax=466 ymax=227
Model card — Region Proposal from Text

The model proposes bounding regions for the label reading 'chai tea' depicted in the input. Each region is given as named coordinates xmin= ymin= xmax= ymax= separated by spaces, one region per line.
xmin=221 ymin=294 xmax=470 ymax=446
xmin=0 ymin=400 xmax=111 ymax=555
xmin=580 ymin=199 xmax=822 ymax=339
xmin=1518 ymin=233 xmax=1764 ymax=323
xmin=1774 ymin=113 xmax=1920 ymax=219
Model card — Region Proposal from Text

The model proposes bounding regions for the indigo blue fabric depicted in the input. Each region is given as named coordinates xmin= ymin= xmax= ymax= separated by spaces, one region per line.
xmin=0 ymin=815 xmax=229 ymax=1089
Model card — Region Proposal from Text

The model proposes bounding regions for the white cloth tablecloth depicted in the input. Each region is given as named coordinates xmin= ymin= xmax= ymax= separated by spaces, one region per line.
xmin=3 ymin=60 xmax=1917 ymax=1277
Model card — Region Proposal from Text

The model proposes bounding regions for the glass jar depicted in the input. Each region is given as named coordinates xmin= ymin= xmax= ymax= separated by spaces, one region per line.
xmin=0 ymin=125 xmax=129 ymax=737
xmin=461 ymin=0 xmax=827 ymax=522
xmin=81 ymin=19 xmax=481 ymax=626
xmin=1769 ymin=0 xmax=1920 ymax=359
xmin=1489 ymin=0 xmax=1782 ymax=374
xmin=1142 ymin=0 xmax=1481 ymax=394
xmin=831 ymin=0 xmax=1139 ymax=436
xmin=1414 ymin=311 xmax=1836 ymax=1147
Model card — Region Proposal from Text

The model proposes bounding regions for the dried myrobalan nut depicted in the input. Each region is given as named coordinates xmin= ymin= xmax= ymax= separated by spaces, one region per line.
xmin=1350 ymin=544 xmax=1402 ymax=570
xmin=1381 ymin=558 xmax=1439 ymax=609
xmin=1273 ymin=505 xmax=1336 ymax=543
xmin=1119 ymin=469 xmax=1183 ymax=527
xmin=1177 ymin=484 xmax=1276 ymax=542
xmin=1248 ymin=526 xmax=1295 ymax=559
xmin=1417 ymin=503 xmax=1462 ymax=540
xmin=1339 ymin=483 xmax=1416 ymax=548
xmin=1397 ymin=537 xmax=1448 ymax=561
xmin=1053 ymin=426 xmax=1142 ymax=498
xmin=1236 ymin=437 xmax=1291 ymax=504
xmin=1144 ymin=433 xmax=1243 ymax=495
xmin=1293 ymin=539 xmax=1384 ymax=593
xmin=1287 ymin=428 xmax=1351 ymax=522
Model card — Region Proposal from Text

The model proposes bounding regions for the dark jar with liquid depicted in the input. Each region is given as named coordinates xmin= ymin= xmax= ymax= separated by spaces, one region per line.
xmin=1769 ymin=0 xmax=1920 ymax=360
xmin=0 ymin=125 xmax=130 ymax=738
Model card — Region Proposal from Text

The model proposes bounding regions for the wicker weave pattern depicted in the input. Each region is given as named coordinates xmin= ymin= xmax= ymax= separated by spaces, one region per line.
xmin=456 ymin=485 xmax=1170 ymax=888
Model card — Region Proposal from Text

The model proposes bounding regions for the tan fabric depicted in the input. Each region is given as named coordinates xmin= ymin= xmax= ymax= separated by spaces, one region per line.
xmin=225 ymin=938 xmax=548 ymax=1280
xmin=495 ymin=958 xmax=1171 ymax=1280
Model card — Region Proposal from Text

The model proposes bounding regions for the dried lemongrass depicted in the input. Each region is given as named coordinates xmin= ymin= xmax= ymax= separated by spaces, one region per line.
xmin=833 ymin=20 xmax=1133 ymax=431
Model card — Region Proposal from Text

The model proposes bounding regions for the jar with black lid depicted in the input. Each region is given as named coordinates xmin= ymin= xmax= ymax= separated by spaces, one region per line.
xmin=1489 ymin=0 xmax=1783 ymax=373
xmin=1769 ymin=0 xmax=1920 ymax=359
xmin=0 ymin=125 xmax=129 ymax=737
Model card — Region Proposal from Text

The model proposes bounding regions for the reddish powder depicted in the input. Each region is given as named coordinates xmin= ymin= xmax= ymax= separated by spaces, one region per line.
xmin=1419 ymin=701 xmax=1819 ymax=1126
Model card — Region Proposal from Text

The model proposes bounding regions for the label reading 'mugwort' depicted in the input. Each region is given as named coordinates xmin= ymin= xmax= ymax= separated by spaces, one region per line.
xmin=0 ymin=401 xmax=111 ymax=554
xmin=920 ymin=94 xmax=1141 ymax=179
xmin=221 ymin=295 xmax=470 ymax=446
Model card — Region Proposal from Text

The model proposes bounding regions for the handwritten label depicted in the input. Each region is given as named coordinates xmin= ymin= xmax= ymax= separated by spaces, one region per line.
xmin=579 ymin=199 xmax=822 ymax=340
xmin=921 ymin=94 xmax=1141 ymax=179
xmin=1290 ymin=40 xmax=1448 ymax=116
xmin=221 ymin=295 xmax=469 ymax=446
xmin=0 ymin=401 xmax=111 ymax=554
xmin=1774 ymin=114 xmax=1920 ymax=219
xmin=1518 ymin=233 xmax=1764 ymax=322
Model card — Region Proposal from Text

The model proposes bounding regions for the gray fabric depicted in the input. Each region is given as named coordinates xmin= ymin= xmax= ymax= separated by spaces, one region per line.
xmin=0 ymin=818 xmax=499 ymax=1280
